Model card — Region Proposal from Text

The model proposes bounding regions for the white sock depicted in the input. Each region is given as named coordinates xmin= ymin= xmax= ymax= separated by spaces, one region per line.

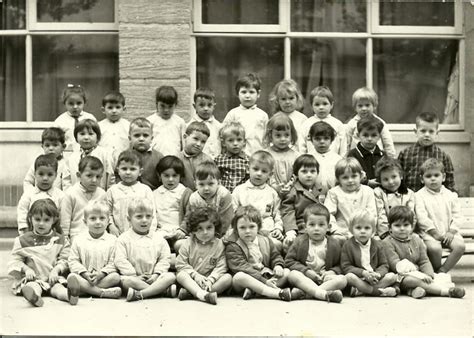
xmin=440 ymin=288 xmax=449 ymax=296
xmin=312 ymin=287 xmax=327 ymax=300
xmin=196 ymin=290 xmax=207 ymax=301
xmin=260 ymin=286 xmax=280 ymax=299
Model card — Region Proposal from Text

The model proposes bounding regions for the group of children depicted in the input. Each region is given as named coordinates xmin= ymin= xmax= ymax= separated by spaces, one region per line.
xmin=8 ymin=73 xmax=466 ymax=307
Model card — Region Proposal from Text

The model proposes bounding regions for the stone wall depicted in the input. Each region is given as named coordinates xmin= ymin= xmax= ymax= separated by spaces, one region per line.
xmin=465 ymin=3 xmax=474 ymax=195
xmin=118 ymin=0 xmax=193 ymax=121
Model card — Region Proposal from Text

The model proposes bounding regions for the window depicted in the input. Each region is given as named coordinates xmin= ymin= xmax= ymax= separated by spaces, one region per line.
xmin=0 ymin=0 xmax=118 ymax=125
xmin=193 ymin=0 xmax=464 ymax=128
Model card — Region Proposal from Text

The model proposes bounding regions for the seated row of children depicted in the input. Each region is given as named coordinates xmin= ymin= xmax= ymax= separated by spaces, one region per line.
xmin=8 ymin=195 xmax=465 ymax=308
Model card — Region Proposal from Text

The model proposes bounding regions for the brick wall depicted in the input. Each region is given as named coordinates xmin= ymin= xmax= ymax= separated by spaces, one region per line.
xmin=118 ymin=0 xmax=193 ymax=122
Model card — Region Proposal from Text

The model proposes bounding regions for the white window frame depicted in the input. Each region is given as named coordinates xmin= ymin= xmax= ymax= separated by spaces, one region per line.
xmin=0 ymin=0 xmax=118 ymax=128
xmin=193 ymin=0 xmax=288 ymax=33
xmin=191 ymin=0 xmax=465 ymax=131
xmin=371 ymin=0 xmax=463 ymax=35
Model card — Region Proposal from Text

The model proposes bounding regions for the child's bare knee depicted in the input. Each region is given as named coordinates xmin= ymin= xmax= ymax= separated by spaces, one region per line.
xmin=385 ymin=272 xmax=397 ymax=283
xmin=345 ymin=273 xmax=358 ymax=283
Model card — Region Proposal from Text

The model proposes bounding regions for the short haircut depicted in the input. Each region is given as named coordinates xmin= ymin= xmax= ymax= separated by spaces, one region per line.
xmin=74 ymin=118 xmax=101 ymax=142
xmin=420 ymin=158 xmax=445 ymax=175
xmin=62 ymin=84 xmax=86 ymax=103
xmin=268 ymin=79 xmax=304 ymax=114
xmin=235 ymin=73 xmax=261 ymax=94
xmin=84 ymin=200 xmax=109 ymax=219
xmin=264 ymin=112 xmax=298 ymax=147
xmin=42 ymin=127 xmax=65 ymax=145
xmin=293 ymin=154 xmax=319 ymax=176
xmin=357 ymin=116 xmax=384 ymax=134
xmin=309 ymin=121 xmax=336 ymax=141
xmin=249 ymin=150 xmax=275 ymax=171
xmin=219 ymin=122 xmax=245 ymax=140
xmin=116 ymin=150 xmax=142 ymax=168
xmin=415 ymin=111 xmax=440 ymax=128
xmin=352 ymin=87 xmax=378 ymax=108
xmin=193 ymin=87 xmax=216 ymax=102
xmin=232 ymin=205 xmax=262 ymax=232
xmin=78 ymin=155 xmax=104 ymax=173
xmin=375 ymin=156 xmax=403 ymax=181
xmin=127 ymin=197 xmax=154 ymax=217
xmin=27 ymin=198 xmax=62 ymax=234
xmin=129 ymin=117 xmax=152 ymax=132
xmin=303 ymin=203 xmax=330 ymax=224
xmin=102 ymin=91 xmax=125 ymax=106
xmin=156 ymin=155 xmax=185 ymax=176
xmin=195 ymin=161 xmax=221 ymax=181
xmin=349 ymin=209 xmax=376 ymax=233
xmin=335 ymin=157 xmax=363 ymax=179
xmin=34 ymin=153 xmax=58 ymax=172
xmin=185 ymin=121 xmax=210 ymax=137
xmin=187 ymin=205 xmax=221 ymax=234
xmin=155 ymin=85 xmax=178 ymax=105
xmin=309 ymin=86 xmax=334 ymax=105
xmin=388 ymin=205 xmax=414 ymax=227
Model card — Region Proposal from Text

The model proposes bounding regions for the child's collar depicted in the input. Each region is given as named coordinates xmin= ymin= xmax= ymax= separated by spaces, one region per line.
xmin=239 ymin=104 xmax=257 ymax=110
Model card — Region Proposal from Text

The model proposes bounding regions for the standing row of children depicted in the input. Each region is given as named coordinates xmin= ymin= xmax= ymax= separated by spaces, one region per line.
xmin=10 ymin=72 xmax=466 ymax=306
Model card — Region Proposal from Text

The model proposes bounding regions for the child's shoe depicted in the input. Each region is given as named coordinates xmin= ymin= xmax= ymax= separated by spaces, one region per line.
xmin=67 ymin=274 xmax=81 ymax=305
xmin=242 ymin=288 xmax=255 ymax=300
xmin=379 ymin=287 xmax=398 ymax=297
xmin=349 ymin=286 xmax=363 ymax=297
xmin=165 ymin=284 xmax=177 ymax=298
xmin=178 ymin=288 xmax=192 ymax=301
xmin=291 ymin=287 xmax=306 ymax=300
xmin=448 ymin=287 xmax=465 ymax=298
xmin=278 ymin=288 xmax=292 ymax=302
xmin=126 ymin=288 xmax=143 ymax=302
xmin=100 ymin=287 xmax=122 ymax=299
xmin=325 ymin=290 xmax=343 ymax=303
xmin=408 ymin=286 xmax=426 ymax=299
xmin=204 ymin=292 xmax=218 ymax=305
xmin=22 ymin=285 xmax=44 ymax=307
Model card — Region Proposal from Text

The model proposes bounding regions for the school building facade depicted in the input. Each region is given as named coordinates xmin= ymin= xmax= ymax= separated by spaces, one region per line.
xmin=0 ymin=0 xmax=473 ymax=219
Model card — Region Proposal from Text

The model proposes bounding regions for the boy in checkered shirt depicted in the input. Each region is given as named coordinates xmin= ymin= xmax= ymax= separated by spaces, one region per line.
xmin=214 ymin=122 xmax=249 ymax=193
xmin=398 ymin=112 xmax=455 ymax=192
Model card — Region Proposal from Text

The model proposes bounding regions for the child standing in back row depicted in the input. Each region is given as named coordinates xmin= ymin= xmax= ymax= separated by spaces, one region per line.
xmin=223 ymin=73 xmax=268 ymax=156
xmin=346 ymin=87 xmax=395 ymax=158
xmin=268 ymin=79 xmax=307 ymax=151
xmin=147 ymin=86 xmax=186 ymax=157
xmin=53 ymin=84 xmax=96 ymax=153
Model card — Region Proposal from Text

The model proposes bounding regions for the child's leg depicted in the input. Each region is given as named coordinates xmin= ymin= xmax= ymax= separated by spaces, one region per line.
xmin=374 ymin=272 xmax=398 ymax=289
xmin=440 ymin=235 xmax=465 ymax=273
xmin=176 ymin=271 xmax=208 ymax=300
xmin=345 ymin=273 xmax=375 ymax=295
xmin=210 ymin=273 xmax=233 ymax=295
xmin=173 ymin=239 xmax=186 ymax=253
xmin=21 ymin=281 xmax=44 ymax=307
xmin=232 ymin=272 xmax=280 ymax=299
xmin=121 ymin=276 xmax=150 ymax=292
xmin=275 ymin=268 xmax=290 ymax=288
xmin=401 ymin=275 xmax=458 ymax=297
xmin=288 ymin=270 xmax=327 ymax=300
xmin=319 ymin=274 xmax=347 ymax=292
xmin=96 ymin=272 xmax=121 ymax=289
xmin=50 ymin=283 xmax=69 ymax=302
xmin=269 ymin=237 xmax=283 ymax=254
xmin=140 ymin=272 xmax=176 ymax=299
xmin=72 ymin=272 xmax=121 ymax=297
xmin=424 ymin=239 xmax=443 ymax=272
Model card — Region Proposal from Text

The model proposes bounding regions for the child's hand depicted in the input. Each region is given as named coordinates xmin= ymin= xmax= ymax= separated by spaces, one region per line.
xmin=442 ymin=232 xmax=454 ymax=246
xmin=48 ymin=270 xmax=60 ymax=284
xmin=273 ymin=265 xmax=284 ymax=278
xmin=194 ymin=274 xmax=207 ymax=288
xmin=362 ymin=270 xmax=378 ymax=285
xmin=202 ymin=278 xmax=213 ymax=292
xmin=24 ymin=267 xmax=36 ymax=281
xmin=145 ymin=273 xmax=159 ymax=284
xmin=108 ymin=225 xmax=120 ymax=237
xmin=280 ymin=176 xmax=296 ymax=195
xmin=368 ymin=179 xmax=380 ymax=189
xmin=94 ymin=271 xmax=107 ymax=285
xmin=81 ymin=271 xmax=94 ymax=284
xmin=283 ymin=230 xmax=297 ymax=247
xmin=175 ymin=229 xmax=187 ymax=240
xmin=305 ymin=270 xmax=322 ymax=284
xmin=421 ymin=275 xmax=433 ymax=284
xmin=265 ymin=278 xmax=278 ymax=289
xmin=270 ymin=229 xmax=284 ymax=241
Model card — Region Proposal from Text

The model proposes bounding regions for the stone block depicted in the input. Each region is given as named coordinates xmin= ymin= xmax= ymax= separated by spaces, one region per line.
xmin=119 ymin=0 xmax=191 ymax=24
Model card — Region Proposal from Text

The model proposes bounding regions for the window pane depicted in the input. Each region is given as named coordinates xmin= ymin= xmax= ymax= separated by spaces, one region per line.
xmin=0 ymin=36 xmax=26 ymax=121
xmin=291 ymin=0 xmax=366 ymax=32
xmin=373 ymin=39 xmax=458 ymax=124
xmin=0 ymin=0 xmax=26 ymax=29
xmin=196 ymin=37 xmax=283 ymax=120
xmin=292 ymin=38 xmax=366 ymax=122
xmin=37 ymin=0 xmax=115 ymax=23
xmin=32 ymin=35 xmax=118 ymax=122
xmin=202 ymin=0 xmax=278 ymax=24
xmin=380 ymin=0 xmax=454 ymax=26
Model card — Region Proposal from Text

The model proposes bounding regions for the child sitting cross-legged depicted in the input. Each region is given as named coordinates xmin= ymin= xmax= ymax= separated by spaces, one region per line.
xmin=285 ymin=204 xmax=347 ymax=303
xmin=115 ymin=198 xmax=177 ymax=301
xmin=225 ymin=205 xmax=292 ymax=301
xmin=383 ymin=206 xmax=465 ymax=299
xmin=176 ymin=206 xmax=232 ymax=305
xmin=341 ymin=210 xmax=399 ymax=297
xmin=8 ymin=199 xmax=76 ymax=307
xmin=67 ymin=201 xmax=121 ymax=300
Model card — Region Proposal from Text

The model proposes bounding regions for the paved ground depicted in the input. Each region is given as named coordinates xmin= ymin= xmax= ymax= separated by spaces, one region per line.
xmin=0 ymin=230 xmax=473 ymax=336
